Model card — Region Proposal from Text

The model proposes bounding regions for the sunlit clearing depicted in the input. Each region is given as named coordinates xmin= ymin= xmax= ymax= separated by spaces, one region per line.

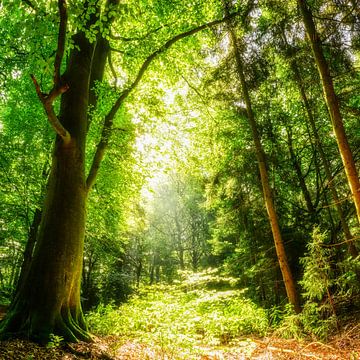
xmin=132 ymin=88 xmax=200 ymax=205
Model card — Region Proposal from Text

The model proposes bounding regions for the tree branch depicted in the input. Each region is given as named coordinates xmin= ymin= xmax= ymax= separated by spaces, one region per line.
xmin=86 ymin=11 xmax=240 ymax=192
xmin=109 ymin=46 xmax=125 ymax=54
xmin=54 ymin=0 xmax=67 ymax=86
xmin=22 ymin=0 xmax=37 ymax=11
xmin=31 ymin=0 xmax=70 ymax=144
xmin=109 ymin=22 xmax=174 ymax=42
xmin=31 ymin=75 xmax=70 ymax=142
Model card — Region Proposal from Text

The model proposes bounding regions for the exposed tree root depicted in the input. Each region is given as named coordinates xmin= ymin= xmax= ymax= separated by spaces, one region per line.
xmin=0 ymin=304 xmax=92 ymax=344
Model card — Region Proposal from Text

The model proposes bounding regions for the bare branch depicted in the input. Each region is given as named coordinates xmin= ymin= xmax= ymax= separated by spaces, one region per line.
xmin=31 ymin=75 xmax=71 ymax=143
xmin=86 ymin=11 xmax=240 ymax=192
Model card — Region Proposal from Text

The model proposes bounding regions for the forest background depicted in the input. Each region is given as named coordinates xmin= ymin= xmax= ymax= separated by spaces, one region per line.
xmin=0 ymin=0 xmax=360 ymax=357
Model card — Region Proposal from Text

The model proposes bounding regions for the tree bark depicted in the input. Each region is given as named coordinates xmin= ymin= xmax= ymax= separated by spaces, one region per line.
xmin=0 ymin=30 xmax=95 ymax=344
xmin=13 ymin=208 xmax=42 ymax=298
xmin=298 ymin=0 xmax=360 ymax=225
xmin=14 ymin=162 xmax=50 ymax=299
xmin=289 ymin=57 xmax=359 ymax=258
xmin=224 ymin=7 xmax=301 ymax=312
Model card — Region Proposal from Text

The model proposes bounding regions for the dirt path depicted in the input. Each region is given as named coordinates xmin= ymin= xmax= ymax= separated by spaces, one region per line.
xmin=0 ymin=332 xmax=359 ymax=360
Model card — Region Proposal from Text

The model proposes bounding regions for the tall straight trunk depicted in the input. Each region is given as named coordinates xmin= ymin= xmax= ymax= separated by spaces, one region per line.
xmin=298 ymin=0 xmax=360 ymax=224
xmin=0 ymin=31 xmax=95 ymax=344
xmin=289 ymin=59 xmax=359 ymax=258
xmin=175 ymin=216 xmax=185 ymax=270
xmin=225 ymin=17 xmax=300 ymax=312
xmin=135 ymin=261 xmax=142 ymax=287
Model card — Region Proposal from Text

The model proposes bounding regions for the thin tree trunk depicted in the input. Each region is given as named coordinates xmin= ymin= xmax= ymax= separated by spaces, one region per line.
xmin=136 ymin=261 xmax=142 ymax=288
xmin=298 ymin=0 xmax=360 ymax=225
xmin=224 ymin=12 xmax=300 ymax=312
xmin=286 ymin=127 xmax=316 ymax=217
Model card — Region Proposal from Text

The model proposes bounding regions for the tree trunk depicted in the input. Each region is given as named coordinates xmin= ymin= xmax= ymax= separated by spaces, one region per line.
xmin=13 ymin=207 xmax=42 ymax=298
xmin=0 ymin=31 xmax=95 ymax=344
xmin=284 ymin=34 xmax=359 ymax=258
xmin=14 ymin=163 xmax=50 ymax=299
xmin=135 ymin=261 xmax=142 ymax=288
xmin=298 ymin=0 xmax=360 ymax=224
xmin=225 ymin=8 xmax=301 ymax=312
xmin=291 ymin=62 xmax=359 ymax=258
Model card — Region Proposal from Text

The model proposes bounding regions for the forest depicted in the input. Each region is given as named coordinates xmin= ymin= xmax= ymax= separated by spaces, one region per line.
xmin=0 ymin=0 xmax=360 ymax=358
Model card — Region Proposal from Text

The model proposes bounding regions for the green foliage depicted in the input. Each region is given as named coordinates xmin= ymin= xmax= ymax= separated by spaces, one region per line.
xmin=46 ymin=334 xmax=64 ymax=349
xmin=87 ymin=270 xmax=268 ymax=356
xmin=1 ymin=0 xmax=360 ymax=344
xmin=300 ymin=228 xmax=333 ymax=301
xmin=272 ymin=302 xmax=340 ymax=341
xmin=275 ymin=229 xmax=353 ymax=340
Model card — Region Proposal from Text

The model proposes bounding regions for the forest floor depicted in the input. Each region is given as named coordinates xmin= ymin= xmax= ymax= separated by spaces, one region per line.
xmin=0 ymin=327 xmax=359 ymax=360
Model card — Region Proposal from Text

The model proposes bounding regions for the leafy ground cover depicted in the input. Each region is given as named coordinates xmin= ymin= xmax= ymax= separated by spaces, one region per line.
xmin=1 ymin=272 xmax=359 ymax=359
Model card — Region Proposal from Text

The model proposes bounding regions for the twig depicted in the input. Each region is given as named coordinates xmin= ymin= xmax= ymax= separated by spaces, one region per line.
xmin=300 ymin=341 xmax=336 ymax=352
xmin=109 ymin=46 xmax=125 ymax=54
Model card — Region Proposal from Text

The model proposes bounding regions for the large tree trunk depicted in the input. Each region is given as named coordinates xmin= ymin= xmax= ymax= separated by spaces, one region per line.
xmin=0 ymin=31 xmax=95 ymax=344
xmin=298 ymin=0 xmax=360 ymax=224
xmin=224 ymin=6 xmax=301 ymax=312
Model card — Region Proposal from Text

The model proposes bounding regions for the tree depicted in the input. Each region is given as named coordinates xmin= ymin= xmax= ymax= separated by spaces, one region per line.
xmin=298 ymin=0 xmax=360 ymax=224
xmin=223 ymin=1 xmax=300 ymax=313
xmin=0 ymin=0 xmax=241 ymax=343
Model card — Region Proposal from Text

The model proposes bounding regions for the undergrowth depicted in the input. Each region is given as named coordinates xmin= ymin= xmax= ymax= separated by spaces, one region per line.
xmin=87 ymin=269 xmax=268 ymax=357
xmin=87 ymin=263 xmax=359 ymax=357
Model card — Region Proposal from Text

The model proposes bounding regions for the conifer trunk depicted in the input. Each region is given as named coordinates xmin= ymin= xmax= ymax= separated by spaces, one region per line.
xmin=298 ymin=0 xmax=360 ymax=224
xmin=289 ymin=59 xmax=359 ymax=258
xmin=225 ymin=14 xmax=301 ymax=312
xmin=286 ymin=127 xmax=316 ymax=217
